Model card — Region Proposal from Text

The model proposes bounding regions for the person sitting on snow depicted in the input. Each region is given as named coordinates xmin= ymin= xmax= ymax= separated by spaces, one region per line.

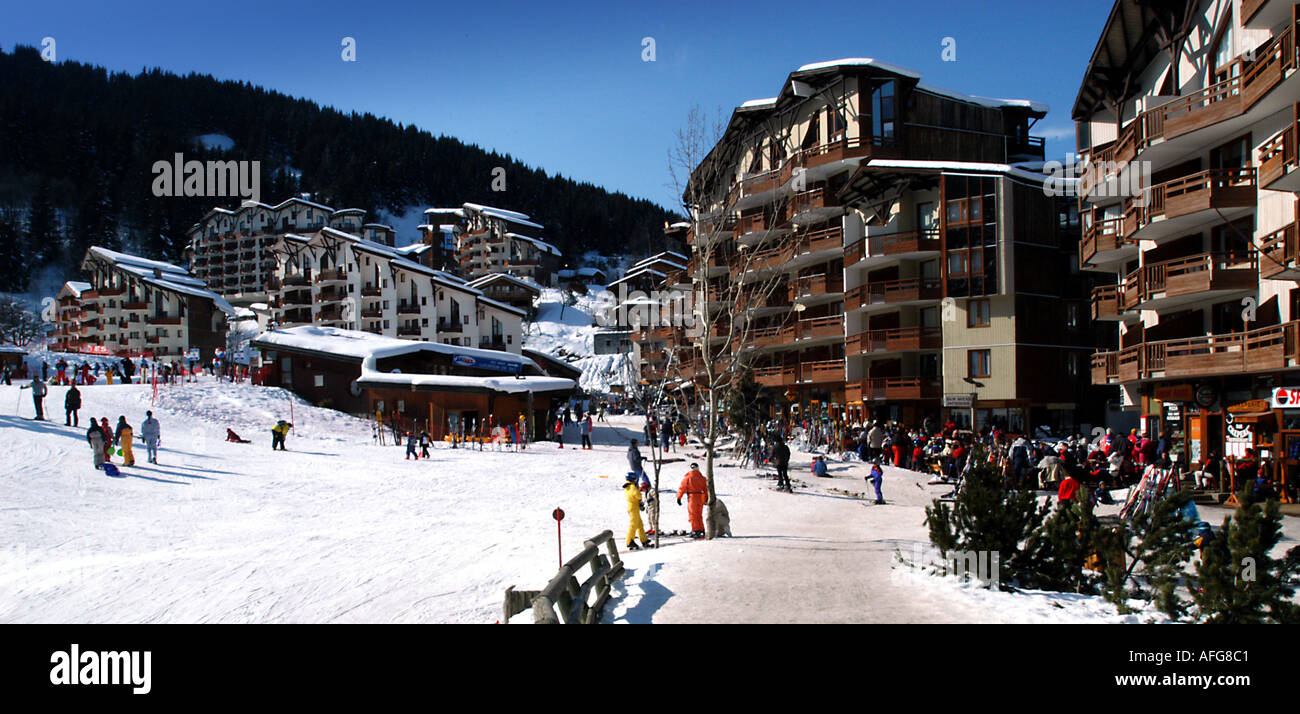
xmin=811 ymin=455 xmax=829 ymax=478
xmin=226 ymin=428 xmax=250 ymax=443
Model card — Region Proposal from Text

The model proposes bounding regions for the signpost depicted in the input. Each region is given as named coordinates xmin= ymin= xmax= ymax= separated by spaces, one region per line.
xmin=552 ymin=508 xmax=565 ymax=569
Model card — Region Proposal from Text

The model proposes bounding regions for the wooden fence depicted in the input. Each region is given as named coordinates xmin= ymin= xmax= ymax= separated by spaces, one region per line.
xmin=502 ymin=530 xmax=625 ymax=624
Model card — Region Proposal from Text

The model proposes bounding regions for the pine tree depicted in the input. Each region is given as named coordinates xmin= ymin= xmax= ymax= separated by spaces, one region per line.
xmin=1192 ymin=489 xmax=1298 ymax=623
xmin=925 ymin=454 xmax=1047 ymax=588
xmin=1130 ymin=489 xmax=1197 ymax=619
xmin=0 ymin=208 xmax=28 ymax=292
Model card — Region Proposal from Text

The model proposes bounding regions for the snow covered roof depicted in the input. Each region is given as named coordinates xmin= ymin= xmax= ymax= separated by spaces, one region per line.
xmin=424 ymin=207 xmax=467 ymax=218
xmin=83 ymin=247 xmax=236 ymax=315
xmin=476 ymin=295 xmax=527 ymax=317
xmin=861 ymin=158 xmax=1072 ymax=185
xmin=739 ymin=97 xmax=778 ymax=110
xmin=254 ymin=326 xmax=575 ymax=395
xmin=467 ymin=272 xmax=542 ymax=293
xmin=506 ymin=233 xmax=561 ymax=257
xmin=609 ymin=267 xmax=667 ymax=288
xmin=464 ymin=203 xmax=541 ymax=229
xmin=795 ymin=57 xmax=922 ymax=79
xmin=60 ymin=281 xmax=93 ymax=298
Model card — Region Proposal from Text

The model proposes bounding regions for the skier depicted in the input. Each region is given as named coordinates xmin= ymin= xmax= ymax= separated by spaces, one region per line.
xmin=271 ymin=420 xmax=292 ymax=451
xmin=141 ymin=411 xmax=161 ymax=464
xmin=64 ymin=384 xmax=81 ymax=426
xmin=867 ymin=460 xmax=885 ymax=504
xmin=114 ymin=416 xmax=136 ymax=467
xmin=580 ymin=414 xmax=593 ymax=450
xmin=87 ymin=420 xmax=106 ymax=470
xmin=677 ymin=463 xmax=708 ymax=539
xmin=772 ymin=438 xmax=792 ymax=492
xmin=20 ymin=375 xmax=48 ymax=420
xmin=623 ymin=474 xmax=652 ymax=550
xmin=405 ymin=432 xmax=419 ymax=460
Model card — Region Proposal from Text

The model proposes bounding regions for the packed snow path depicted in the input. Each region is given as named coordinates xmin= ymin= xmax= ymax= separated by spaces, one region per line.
xmin=4 ymin=379 xmax=1294 ymax=623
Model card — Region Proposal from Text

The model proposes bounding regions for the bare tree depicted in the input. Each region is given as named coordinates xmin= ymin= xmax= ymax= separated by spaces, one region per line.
xmin=0 ymin=299 xmax=43 ymax=347
xmin=661 ymin=105 xmax=808 ymax=539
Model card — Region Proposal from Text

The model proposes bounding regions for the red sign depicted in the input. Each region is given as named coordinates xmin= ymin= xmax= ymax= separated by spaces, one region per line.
xmin=552 ymin=508 xmax=565 ymax=521
xmin=1272 ymin=387 xmax=1300 ymax=409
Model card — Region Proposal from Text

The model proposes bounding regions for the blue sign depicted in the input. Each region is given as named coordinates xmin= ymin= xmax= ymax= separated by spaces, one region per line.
xmin=452 ymin=354 xmax=521 ymax=374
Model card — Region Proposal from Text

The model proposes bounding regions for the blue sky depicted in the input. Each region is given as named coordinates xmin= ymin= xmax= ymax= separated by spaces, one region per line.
xmin=2 ymin=0 xmax=1112 ymax=209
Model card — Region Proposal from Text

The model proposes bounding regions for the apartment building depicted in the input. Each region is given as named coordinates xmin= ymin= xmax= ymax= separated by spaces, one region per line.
xmin=1078 ymin=0 xmax=1300 ymax=467
xmin=186 ymin=198 xmax=385 ymax=305
xmin=267 ymin=227 xmax=524 ymax=353
xmin=55 ymin=247 xmax=235 ymax=360
xmin=424 ymin=203 xmax=562 ymax=286
xmin=644 ymin=58 xmax=1100 ymax=433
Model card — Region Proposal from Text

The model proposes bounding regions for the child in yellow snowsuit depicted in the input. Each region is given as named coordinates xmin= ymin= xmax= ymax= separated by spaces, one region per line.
xmin=624 ymin=474 xmax=651 ymax=550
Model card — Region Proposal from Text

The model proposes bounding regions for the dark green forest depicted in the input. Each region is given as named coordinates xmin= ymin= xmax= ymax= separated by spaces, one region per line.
xmin=0 ymin=45 xmax=677 ymax=291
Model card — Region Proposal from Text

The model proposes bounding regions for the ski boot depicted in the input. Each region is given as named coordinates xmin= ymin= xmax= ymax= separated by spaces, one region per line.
xmin=626 ymin=542 xmax=641 ymax=551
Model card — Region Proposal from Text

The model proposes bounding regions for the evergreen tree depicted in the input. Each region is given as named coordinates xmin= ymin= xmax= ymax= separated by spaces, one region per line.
xmin=1130 ymin=489 xmax=1197 ymax=619
xmin=0 ymin=208 xmax=27 ymax=292
xmin=1192 ymin=489 xmax=1298 ymax=623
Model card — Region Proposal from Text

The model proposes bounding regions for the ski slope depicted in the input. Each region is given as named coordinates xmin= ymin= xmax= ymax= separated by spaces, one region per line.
xmin=3 ymin=378 xmax=1294 ymax=623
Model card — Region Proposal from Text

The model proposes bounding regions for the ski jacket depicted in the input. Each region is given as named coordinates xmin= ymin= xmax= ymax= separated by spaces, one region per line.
xmin=583 ymin=418 xmax=593 ymax=435
xmin=65 ymin=388 xmax=81 ymax=410
xmin=30 ymin=379 xmax=47 ymax=398
xmin=678 ymin=469 xmax=707 ymax=497
xmin=627 ymin=445 xmax=644 ymax=473
xmin=141 ymin=418 xmax=161 ymax=442
xmin=811 ymin=459 xmax=827 ymax=477
xmin=115 ymin=420 xmax=132 ymax=444
xmin=867 ymin=427 xmax=885 ymax=448
xmin=272 ymin=422 xmax=291 ymax=436
xmin=1058 ymin=476 xmax=1081 ymax=502
xmin=624 ymin=482 xmax=642 ymax=514
xmin=772 ymin=443 xmax=790 ymax=468
xmin=868 ymin=465 xmax=883 ymax=484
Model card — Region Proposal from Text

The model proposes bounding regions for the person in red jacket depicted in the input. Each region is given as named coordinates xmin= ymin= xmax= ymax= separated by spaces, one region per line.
xmin=677 ymin=463 xmax=709 ymax=538
xmin=1058 ymin=472 xmax=1081 ymax=505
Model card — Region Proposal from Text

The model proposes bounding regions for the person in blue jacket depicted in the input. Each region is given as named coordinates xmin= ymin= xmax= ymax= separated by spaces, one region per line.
xmin=811 ymin=455 xmax=829 ymax=477
xmin=867 ymin=460 xmax=885 ymax=504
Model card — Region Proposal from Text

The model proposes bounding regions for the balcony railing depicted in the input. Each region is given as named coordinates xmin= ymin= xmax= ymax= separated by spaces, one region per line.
xmin=788 ymin=274 xmax=844 ymax=301
xmin=1123 ymin=168 xmax=1257 ymax=239
xmin=754 ymin=365 xmax=797 ymax=387
xmin=847 ymin=278 xmax=942 ymax=309
xmin=396 ymin=302 xmax=421 ymax=315
xmin=146 ymin=315 xmax=182 ymax=326
xmin=1260 ymin=218 xmax=1300 ymax=279
xmin=1119 ymin=252 xmax=1258 ymax=310
xmin=1259 ymin=108 xmax=1298 ymax=189
xmin=796 ymin=314 xmax=843 ymax=341
xmin=397 ymin=325 xmax=422 ymax=337
xmin=849 ymin=326 xmax=942 ymax=353
xmin=1092 ymin=320 xmax=1300 ymax=384
xmin=799 ymin=359 xmax=845 ymax=384
xmin=854 ymin=376 xmax=942 ymax=401
xmin=1090 ymin=284 xmax=1123 ymax=321
xmin=438 ymin=320 xmax=463 ymax=333
xmin=314 ymin=268 xmax=347 ymax=284
xmin=1079 ymin=216 xmax=1129 ymax=267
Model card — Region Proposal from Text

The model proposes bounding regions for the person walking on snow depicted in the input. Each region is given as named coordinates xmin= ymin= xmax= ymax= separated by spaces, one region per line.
xmin=86 ymin=420 xmax=106 ymax=469
xmin=627 ymin=439 xmax=645 ymax=480
xmin=554 ymin=416 xmax=565 ymax=448
xmin=420 ymin=431 xmax=431 ymax=459
xmin=141 ymin=411 xmax=161 ymax=464
xmin=21 ymin=375 xmax=48 ymax=420
xmin=271 ymin=420 xmax=292 ymax=451
xmin=772 ymin=438 xmax=792 ymax=493
xmin=405 ymin=432 xmax=420 ymax=460
xmin=114 ymin=416 xmax=136 ymax=467
xmin=867 ymin=460 xmax=885 ymax=504
xmin=64 ymin=384 xmax=81 ymax=426
xmin=624 ymin=474 xmax=653 ymax=550
xmin=580 ymin=414 xmax=593 ymax=450
xmin=677 ymin=463 xmax=709 ymax=538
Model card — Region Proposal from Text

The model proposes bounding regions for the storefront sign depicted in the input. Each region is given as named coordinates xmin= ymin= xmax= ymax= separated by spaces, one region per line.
xmin=1227 ymin=399 xmax=1270 ymax=414
xmin=1272 ymin=386 xmax=1300 ymax=409
xmin=1154 ymin=384 xmax=1194 ymax=402
xmin=943 ymin=393 xmax=974 ymax=408
xmin=1194 ymin=383 xmax=1218 ymax=409
xmin=451 ymin=354 xmax=522 ymax=374
xmin=1162 ymin=403 xmax=1181 ymax=422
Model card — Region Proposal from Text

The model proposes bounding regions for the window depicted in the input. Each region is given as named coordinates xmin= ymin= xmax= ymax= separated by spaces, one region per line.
xmin=968 ymin=299 xmax=990 ymax=327
xmin=871 ymin=80 xmax=896 ymax=145
xmin=948 ymin=252 xmax=968 ymax=275
xmin=968 ymin=349 xmax=991 ymax=378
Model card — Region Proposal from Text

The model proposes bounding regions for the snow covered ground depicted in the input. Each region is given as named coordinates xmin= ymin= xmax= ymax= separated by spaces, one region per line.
xmin=2 ymin=378 xmax=1296 ymax=623
xmin=523 ymin=286 xmax=633 ymax=394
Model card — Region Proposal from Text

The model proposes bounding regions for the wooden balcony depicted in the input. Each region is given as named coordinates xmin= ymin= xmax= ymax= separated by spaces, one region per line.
xmin=146 ymin=315 xmax=182 ymax=326
xmin=799 ymin=359 xmax=845 ymax=384
xmin=1090 ymin=284 xmax=1125 ymax=321
xmin=1092 ymin=320 xmax=1300 ymax=385
xmin=791 ymin=225 xmax=843 ymax=258
xmin=314 ymin=268 xmax=347 ymax=284
xmin=858 ymin=376 xmax=942 ymax=401
xmin=850 ymin=326 xmax=942 ymax=353
xmin=754 ymin=365 xmax=797 ymax=387
xmin=1261 ymin=217 xmax=1300 ymax=279
xmin=360 ymin=308 xmax=383 ymax=319
xmin=796 ymin=136 xmax=870 ymax=170
xmin=1259 ymin=106 xmax=1299 ymax=192
xmin=847 ymin=278 xmax=942 ymax=310
xmin=396 ymin=302 xmax=421 ymax=315
xmin=747 ymin=245 xmax=790 ymax=271
xmin=791 ymin=187 xmax=843 ymax=222
xmin=796 ymin=314 xmax=843 ymax=341
xmin=1079 ymin=216 xmax=1132 ymax=269
xmin=1124 ymin=168 xmax=1256 ymax=242
xmin=360 ymin=284 xmax=382 ymax=297
xmin=788 ymin=274 xmax=844 ymax=301
xmin=1120 ymin=252 xmax=1258 ymax=312
xmin=121 ymin=301 xmax=148 ymax=311
xmin=282 ymin=274 xmax=309 ymax=287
